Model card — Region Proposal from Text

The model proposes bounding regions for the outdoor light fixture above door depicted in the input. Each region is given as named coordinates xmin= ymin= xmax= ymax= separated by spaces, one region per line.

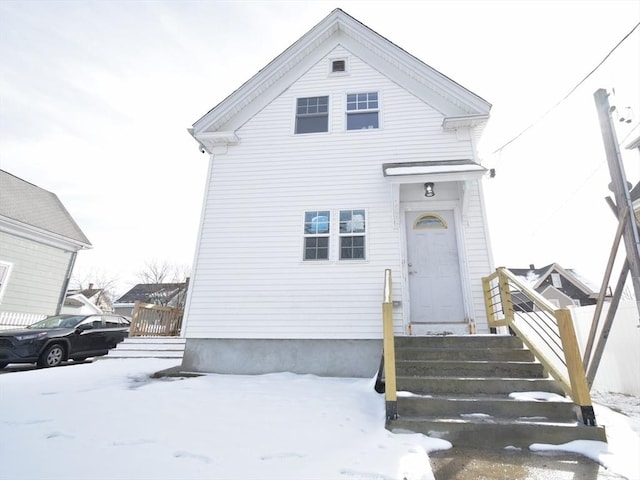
xmin=424 ymin=182 xmax=435 ymax=197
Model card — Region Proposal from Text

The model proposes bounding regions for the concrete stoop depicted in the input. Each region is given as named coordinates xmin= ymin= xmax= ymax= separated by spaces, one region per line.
xmin=107 ymin=337 xmax=185 ymax=359
xmin=388 ymin=335 xmax=606 ymax=449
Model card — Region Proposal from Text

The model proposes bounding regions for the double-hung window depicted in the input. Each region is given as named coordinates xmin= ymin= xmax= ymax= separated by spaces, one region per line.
xmin=303 ymin=211 xmax=330 ymax=260
xmin=346 ymin=92 xmax=379 ymax=130
xmin=339 ymin=209 xmax=366 ymax=260
xmin=296 ymin=96 xmax=329 ymax=134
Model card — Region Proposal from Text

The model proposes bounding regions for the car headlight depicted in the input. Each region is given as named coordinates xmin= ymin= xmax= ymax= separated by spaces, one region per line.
xmin=15 ymin=332 xmax=47 ymax=342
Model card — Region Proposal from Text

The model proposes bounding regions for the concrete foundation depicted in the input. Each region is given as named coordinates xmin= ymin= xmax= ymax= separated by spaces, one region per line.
xmin=180 ymin=338 xmax=382 ymax=378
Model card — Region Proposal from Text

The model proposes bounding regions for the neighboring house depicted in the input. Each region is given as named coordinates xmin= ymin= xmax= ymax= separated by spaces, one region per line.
xmin=60 ymin=293 xmax=103 ymax=315
xmin=507 ymin=263 xmax=601 ymax=310
xmin=113 ymin=282 xmax=188 ymax=317
xmin=66 ymin=284 xmax=113 ymax=313
xmin=182 ymin=9 xmax=495 ymax=377
xmin=0 ymin=170 xmax=92 ymax=327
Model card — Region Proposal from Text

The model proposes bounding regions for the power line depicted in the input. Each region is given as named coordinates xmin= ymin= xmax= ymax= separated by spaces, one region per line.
xmin=491 ymin=22 xmax=640 ymax=155
xmin=528 ymin=160 xmax=608 ymax=238
xmin=618 ymin=121 xmax=640 ymax=147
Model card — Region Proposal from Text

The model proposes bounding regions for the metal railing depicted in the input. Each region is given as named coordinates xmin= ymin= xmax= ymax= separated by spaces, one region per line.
xmin=129 ymin=301 xmax=183 ymax=337
xmin=381 ymin=269 xmax=398 ymax=421
xmin=482 ymin=267 xmax=596 ymax=426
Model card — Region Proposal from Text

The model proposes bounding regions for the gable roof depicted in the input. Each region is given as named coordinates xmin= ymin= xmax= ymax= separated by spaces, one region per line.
xmin=115 ymin=283 xmax=187 ymax=304
xmin=507 ymin=263 xmax=597 ymax=297
xmin=190 ymin=8 xmax=491 ymax=153
xmin=0 ymin=169 xmax=91 ymax=248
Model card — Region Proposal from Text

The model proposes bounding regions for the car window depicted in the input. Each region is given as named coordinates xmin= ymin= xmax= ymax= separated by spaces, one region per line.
xmin=103 ymin=315 xmax=126 ymax=328
xmin=30 ymin=315 xmax=88 ymax=329
xmin=77 ymin=316 xmax=103 ymax=329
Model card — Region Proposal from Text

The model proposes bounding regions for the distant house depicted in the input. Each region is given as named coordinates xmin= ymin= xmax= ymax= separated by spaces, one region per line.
xmin=113 ymin=282 xmax=188 ymax=317
xmin=182 ymin=9 xmax=495 ymax=377
xmin=0 ymin=170 xmax=91 ymax=328
xmin=507 ymin=263 xmax=601 ymax=309
xmin=64 ymin=284 xmax=113 ymax=313
xmin=61 ymin=293 xmax=103 ymax=315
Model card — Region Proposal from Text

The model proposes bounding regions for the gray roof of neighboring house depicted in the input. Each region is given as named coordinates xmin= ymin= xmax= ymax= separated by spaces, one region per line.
xmin=0 ymin=169 xmax=91 ymax=246
xmin=115 ymin=283 xmax=187 ymax=304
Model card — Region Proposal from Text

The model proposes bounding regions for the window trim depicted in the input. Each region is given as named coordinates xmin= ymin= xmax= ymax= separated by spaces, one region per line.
xmin=303 ymin=210 xmax=331 ymax=261
xmin=295 ymin=96 xmax=330 ymax=135
xmin=345 ymin=91 xmax=380 ymax=131
xmin=338 ymin=209 xmax=367 ymax=261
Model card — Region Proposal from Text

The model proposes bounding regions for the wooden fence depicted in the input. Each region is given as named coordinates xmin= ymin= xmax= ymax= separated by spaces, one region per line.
xmin=129 ymin=301 xmax=183 ymax=337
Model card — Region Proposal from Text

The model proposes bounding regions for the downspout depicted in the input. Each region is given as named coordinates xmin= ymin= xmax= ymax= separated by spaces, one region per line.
xmin=55 ymin=251 xmax=77 ymax=315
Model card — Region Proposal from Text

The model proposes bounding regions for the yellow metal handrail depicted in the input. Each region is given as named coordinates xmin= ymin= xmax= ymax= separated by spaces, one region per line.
xmin=483 ymin=267 xmax=596 ymax=425
xmin=382 ymin=269 xmax=398 ymax=421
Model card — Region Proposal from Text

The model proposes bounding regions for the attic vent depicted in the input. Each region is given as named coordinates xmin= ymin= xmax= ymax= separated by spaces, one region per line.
xmin=330 ymin=58 xmax=347 ymax=75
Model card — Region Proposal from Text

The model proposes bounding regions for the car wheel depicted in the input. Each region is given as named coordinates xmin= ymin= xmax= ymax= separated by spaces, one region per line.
xmin=0 ymin=362 xmax=8 ymax=369
xmin=37 ymin=344 xmax=65 ymax=368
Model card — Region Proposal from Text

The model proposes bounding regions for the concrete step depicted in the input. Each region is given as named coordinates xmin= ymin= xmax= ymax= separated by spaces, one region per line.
xmin=397 ymin=395 xmax=577 ymax=422
xmin=388 ymin=334 xmax=604 ymax=449
xmin=396 ymin=347 xmax=535 ymax=362
xmin=395 ymin=335 xmax=523 ymax=349
xmin=107 ymin=337 xmax=185 ymax=359
xmin=396 ymin=360 xmax=546 ymax=378
xmin=391 ymin=417 xmax=607 ymax=449
xmin=396 ymin=376 xmax=565 ymax=396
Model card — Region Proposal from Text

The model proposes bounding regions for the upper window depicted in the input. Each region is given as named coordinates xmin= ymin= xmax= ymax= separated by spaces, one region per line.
xmin=346 ymin=92 xmax=379 ymax=130
xmin=303 ymin=211 xmax=330 ymax=260
xmin=551 ymin=273 xmax=562 ymax=288
xmin=339 ymin=209 xmax=366 ymax=260
xmin=332 ymin=60 xmax=346 ymax=73
xmin=296 ymin=96 xmax=329 ymax=134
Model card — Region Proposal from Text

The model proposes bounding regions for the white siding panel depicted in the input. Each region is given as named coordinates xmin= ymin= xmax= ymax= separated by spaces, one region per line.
xmin=186 ymin=46 xmax=486 ymax=339
xmin=0 ymin=232 xmax=72 ymax=316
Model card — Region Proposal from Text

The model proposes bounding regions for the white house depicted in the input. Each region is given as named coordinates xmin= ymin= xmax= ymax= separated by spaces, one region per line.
xmin=0 ymin=170 xmax=92 ymax=328
xmin=182 ymin=9 xmax=494 ymax=377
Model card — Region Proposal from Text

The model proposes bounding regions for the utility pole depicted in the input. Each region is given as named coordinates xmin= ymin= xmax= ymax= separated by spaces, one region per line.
xmin=593 ymin=88 xmax=640 ymax=315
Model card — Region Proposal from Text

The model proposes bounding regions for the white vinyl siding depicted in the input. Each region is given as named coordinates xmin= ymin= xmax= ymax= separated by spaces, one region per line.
xmin=0 ymin=232 xmax=73 ymax=316
xmin=185 ymin=45 xmax=487 ymax=339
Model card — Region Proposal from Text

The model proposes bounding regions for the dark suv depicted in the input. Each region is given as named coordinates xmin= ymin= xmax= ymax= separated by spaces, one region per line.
xmin=0 ymin=314 xmax=130 ymax=368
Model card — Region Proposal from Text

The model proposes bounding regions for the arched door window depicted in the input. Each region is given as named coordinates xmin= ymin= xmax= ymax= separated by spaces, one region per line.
xmin=413 ymin=213 xmax=447 ymax=230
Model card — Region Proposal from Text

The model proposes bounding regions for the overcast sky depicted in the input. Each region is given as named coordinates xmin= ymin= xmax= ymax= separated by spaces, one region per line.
xmin=1 ymin=0 xmax=639 ymax=297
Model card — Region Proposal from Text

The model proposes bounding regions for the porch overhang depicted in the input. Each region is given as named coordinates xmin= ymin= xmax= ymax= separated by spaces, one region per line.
xmin=382 ymin=159 xmax=487 ymax=184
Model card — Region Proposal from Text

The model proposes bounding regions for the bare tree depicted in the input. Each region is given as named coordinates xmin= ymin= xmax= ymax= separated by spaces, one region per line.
xmin=136 ymin=260 xmax=190 ymax=284
xmin=135 ymin=260 xmax=191 ymax=309
xmin=70 ymin=268 xmax=120 ymax=302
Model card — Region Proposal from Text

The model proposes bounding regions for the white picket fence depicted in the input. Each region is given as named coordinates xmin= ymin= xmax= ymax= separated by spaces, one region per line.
xmin=0 ymin=311 xmax=46 ymax=330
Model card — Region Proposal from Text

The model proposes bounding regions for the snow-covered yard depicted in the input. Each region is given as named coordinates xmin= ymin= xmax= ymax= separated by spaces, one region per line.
xmin=0 ymin=358 xmax=638 ymax=480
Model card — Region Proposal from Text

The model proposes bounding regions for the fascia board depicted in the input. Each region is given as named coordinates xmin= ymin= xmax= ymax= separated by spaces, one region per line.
xmin=0 ymin=215 xmax=92 ymax=252
xmin=552 ymin=264 xmax=594 ymax=295
xmin=338 ymin=26 xmax=490 ymax=116
xmin=192 ymin=10 xmax=491 ymax=136
xmin=192 ymin=13 xmax=341 ymax=135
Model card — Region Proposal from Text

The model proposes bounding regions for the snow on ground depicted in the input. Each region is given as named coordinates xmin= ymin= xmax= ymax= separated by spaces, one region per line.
xmin=0 ymin=359 xmax=449 ymax=480
xmin=0 ymin=358 xmax=638 ymax=480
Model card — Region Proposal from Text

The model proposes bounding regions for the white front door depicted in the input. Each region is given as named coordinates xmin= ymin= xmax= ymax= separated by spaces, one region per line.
xmin=405 ymin=210 xmax=465 ymax=324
